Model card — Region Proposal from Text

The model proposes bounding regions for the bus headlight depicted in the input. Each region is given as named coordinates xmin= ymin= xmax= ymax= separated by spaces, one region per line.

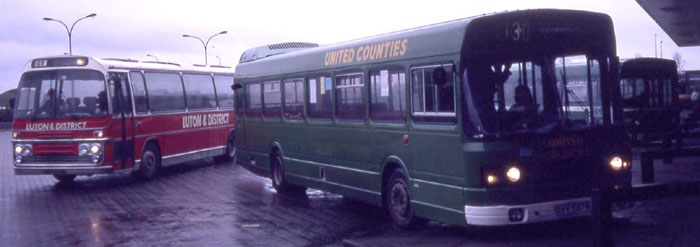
xmin=14 ymin=144 xmax=31 ymax=156
xmin=79 ymin=143 xmax=90 ymax=155
xmin=610 ymin=156 xmax=623 ymax=171
xmin=506 ymin=167 xmax=521 ymax=182
xmin=486 ymin=174 xmax=498 ymax=185
xmin=14 ymin=144 xmax=23 ymax=155
xmin=89 ymin=143 xmax=102 ymax=155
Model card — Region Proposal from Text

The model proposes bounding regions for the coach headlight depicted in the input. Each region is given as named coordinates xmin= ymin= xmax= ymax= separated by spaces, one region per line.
xmin=89 ymin=143 xmax=102 ymax=155
xmin=610 ymin=156 xmax=623 ymax=171
xmin=14 ymin=144 xmax=23 ymax=155
xmin=506 ymin=166 xmax=521 ymax=182
xmin=79 ymin=143 xmax=90 ymax=155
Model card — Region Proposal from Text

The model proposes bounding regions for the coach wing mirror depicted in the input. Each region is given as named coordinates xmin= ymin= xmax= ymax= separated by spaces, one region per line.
xmin=433 ymin=67 xmax=447 ymax=85
xmin=8 ymin=98 xmax=14 ymax=109
xmin=231 ymin=83 xmax=243 ymax=91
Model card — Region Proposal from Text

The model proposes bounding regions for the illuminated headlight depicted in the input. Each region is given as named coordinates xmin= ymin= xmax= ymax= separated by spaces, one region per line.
xmin=89 ymin=143 xmax=102 ymax=155
xmin=79 ymin=143 xmax=90 ymax=155
xmin=486 ymin=174 xmax=498 ymax=185
xmin=610 ymin=156 xmax=623 ymax=171
xmin=14 ymin=144 xmax=31 ymax=156
xmin=14 ymin=145 xmax=23 ymax=155
xmin=506 ymin=167 xmax=521 ymax=182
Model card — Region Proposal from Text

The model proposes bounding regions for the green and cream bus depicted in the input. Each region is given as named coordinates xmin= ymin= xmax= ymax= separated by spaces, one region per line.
xmin=233 ymin=9 xmax=631 ymax=227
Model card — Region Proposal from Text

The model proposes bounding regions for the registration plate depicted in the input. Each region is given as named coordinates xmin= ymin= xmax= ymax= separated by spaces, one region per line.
xmin=554 ymin=201 xmax=591 ymax=217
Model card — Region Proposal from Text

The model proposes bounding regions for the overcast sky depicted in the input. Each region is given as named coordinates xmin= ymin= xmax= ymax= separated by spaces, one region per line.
xmin=1 ymin=0 xmax=698 ymax=93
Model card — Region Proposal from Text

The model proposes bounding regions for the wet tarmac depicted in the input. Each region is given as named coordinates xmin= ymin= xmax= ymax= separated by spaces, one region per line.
xmin=2 ymin=129 xmax=700 ymax=247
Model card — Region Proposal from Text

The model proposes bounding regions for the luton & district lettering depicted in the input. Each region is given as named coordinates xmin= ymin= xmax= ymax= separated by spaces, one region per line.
xmin=182 ymin=113 xmax=229 ymax=129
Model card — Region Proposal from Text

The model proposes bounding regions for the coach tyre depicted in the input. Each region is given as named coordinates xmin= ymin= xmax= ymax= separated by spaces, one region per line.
xmin=216 ymin=134 xmax=236 ymax=163
xmin=386 ymin=169 xmax=427 ymax=229
xmin=136 ymin=144 xmax=160 ymax=179
xmin=270 ymin=152 xmax=304 ymax=193
xmin=53 ymin=174 xmax=76 ymax=183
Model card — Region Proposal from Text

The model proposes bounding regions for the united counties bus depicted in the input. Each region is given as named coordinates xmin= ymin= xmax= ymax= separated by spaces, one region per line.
xmin=233 ymin=9 xmax=631 ymax=227
xmin=11 ymin=56 xmax=236 ymax=182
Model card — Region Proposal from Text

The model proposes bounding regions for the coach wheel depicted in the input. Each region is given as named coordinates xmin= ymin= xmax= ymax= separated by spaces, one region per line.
xmin=385 ymin=169 xmax=427 ymax=229
xmin=53 ymin=174 xmax=76 ymax=183
xmin=136 ymin=144 xmax=160 ymax=180
xmin=216 ymin=134 xmax=236 ymax=163
xmin=270 ymin=153 xmax=304 ymax=193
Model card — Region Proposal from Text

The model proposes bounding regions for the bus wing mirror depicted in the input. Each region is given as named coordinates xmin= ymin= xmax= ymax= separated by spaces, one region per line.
xmin=231 ymin=83 xmax=243 ymax=91
xmin=8 ymin=98 xmax=14 ymax=109
xmin=433 ymin=67 xmax=447 ymax=85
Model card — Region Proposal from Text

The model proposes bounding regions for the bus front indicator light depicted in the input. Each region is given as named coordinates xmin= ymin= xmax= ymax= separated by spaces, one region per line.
xmin=15 ymin=155 xmax=22 ymax=164
xmin=486 ymin=174 xmax=498 ymax=185
xmin=506 ymin=167 xmax=521 ymax=182
xmin=12 ymin=132 xmax=19 ymax=139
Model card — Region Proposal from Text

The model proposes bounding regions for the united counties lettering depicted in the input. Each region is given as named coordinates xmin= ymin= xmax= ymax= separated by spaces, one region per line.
xmin=324 ymin=38 xmax=408 ymax=66
xmin=182 ymin=113 xmax=229 ymax=129
xmin=26 ymin=122 xmax=87 ymax=131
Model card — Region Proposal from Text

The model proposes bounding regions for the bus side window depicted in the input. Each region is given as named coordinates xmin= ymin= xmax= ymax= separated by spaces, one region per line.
xmin=183 ymin=74 xmax=217 ymax=110
xmin=246 ymin=83 xmax=262 ymax=118
xmin=336 ymin=73 xmax=365 ymax=120
xmin=370 ymin=69 xmax=406 ymax=122
xmin=283 ymin=78 xmax=304 ymax=119
xmin=144 ymin=72 xmax=186 ymax=113
xmin=263 ymin=80 xmax=281 ymax=118
xmin=410 ymin=64 xmax=456 ymax=123
xmin=214 ymin=75 xmax=234 ymax=109
xmin=308 ymin=76 xmax=333 ymax=119
xmin=109 ymin=73 xmax=132 ymax=116
xmin=129 ymin=72 xmax=148 ymax=114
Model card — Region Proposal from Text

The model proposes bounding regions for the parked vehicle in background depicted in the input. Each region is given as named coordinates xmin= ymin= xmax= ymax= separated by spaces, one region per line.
xmin=233 ymin=9 xmax=631 ymax=228
xmin=11 ymin=56 xmax=236 ymax=182
xmin=619 ymin=58 xmax=680 ymax=144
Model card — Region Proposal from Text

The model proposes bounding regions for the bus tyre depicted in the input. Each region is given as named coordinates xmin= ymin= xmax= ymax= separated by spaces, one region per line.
xmin=53 ymin=175 xmax=76 ymax=183
xmin=136 ymin=144 xmax=160 ymax=180
xmin=270 ymin=153 xmax=303 ymax=193
xmin=386 ymin=169 xmax=427 ymax=229
xmin=215 ymin=134 xmax=236 ymax=164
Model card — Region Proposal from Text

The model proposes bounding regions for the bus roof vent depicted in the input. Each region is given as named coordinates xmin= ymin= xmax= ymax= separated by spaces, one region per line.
xmin=239 ymin=42 xmax=319 ymax=63
xmin=142 ymin=61 xmax=181 ymax=66
xmin=210 ymin=65 xmax=232 ymax=68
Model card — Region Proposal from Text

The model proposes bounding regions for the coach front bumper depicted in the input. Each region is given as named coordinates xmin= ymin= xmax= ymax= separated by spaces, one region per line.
xmin=14 ymin=165 xmax=113 ymax=175
xmin=464 ymin=197 xmax=591 ymax=226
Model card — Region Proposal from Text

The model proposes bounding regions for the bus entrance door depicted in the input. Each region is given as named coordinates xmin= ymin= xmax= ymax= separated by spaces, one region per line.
xmin=109 ymin=73 xmax=135 ymax=170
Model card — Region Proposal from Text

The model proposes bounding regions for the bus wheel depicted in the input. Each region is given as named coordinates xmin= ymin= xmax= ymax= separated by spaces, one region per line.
xmin=215 ymin=134 xmax=236 ymax=164
xmin=270 ymin=153 xmax=304 ymax=193
xmin=53 ymin=175 xmax=76 ymax=183
xmin=136 ymin=144 xmax=160 ymax=180
xmin=386 ymin=169 xmax=427 ymax=229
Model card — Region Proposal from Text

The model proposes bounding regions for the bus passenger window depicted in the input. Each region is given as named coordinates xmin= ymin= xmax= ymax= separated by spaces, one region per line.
xmin=183 ymin=74 xmax=217 ymax=110
xmin=308 ymin=76 xmax=332 ymax=119
xmin=336 ymin=73 xmax=365 ymax=120
xmin=130 ymin=72 xmax=148 ymax=114
xmin=246 ymin=83 xmax=262 ymax=118
xmin=411 ymin=64 xmax=455 ymax=122
xmin=214 ymin=75 xmax=234 ymax=109
xmin=283 ymin=78 xmax=304 ymax=119
xmin=144 ymin=72 xmax=186 ymax=113
xmin=370 ymin=69 xmax=406 ymax=122
xmin=263 ymin=81 xmax=281 ymax=118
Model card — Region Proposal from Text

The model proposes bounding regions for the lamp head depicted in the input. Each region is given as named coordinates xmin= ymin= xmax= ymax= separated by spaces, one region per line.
xmin=219 ymin=31 xmax=228 ymax=35
xmin=43 ymin=17 xmax=53 ymax=21
xmin=86 ymin=13 xmax=97 ymax=18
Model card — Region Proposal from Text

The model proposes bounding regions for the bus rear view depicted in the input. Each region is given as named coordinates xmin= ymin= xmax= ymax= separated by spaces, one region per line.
xmin=12 ymin=57 xmax=112 ymax=180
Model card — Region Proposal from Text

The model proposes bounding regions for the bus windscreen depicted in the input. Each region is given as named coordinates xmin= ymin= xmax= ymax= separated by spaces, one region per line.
xmin=14 ymin=70 xmax=108 ymax=120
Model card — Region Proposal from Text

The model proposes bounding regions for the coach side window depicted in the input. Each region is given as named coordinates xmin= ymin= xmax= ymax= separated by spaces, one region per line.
xmin=336 ymin=73 xmax=365 ymax=120
xmin=308 ymin=76 xmax=333 ymax=119
xmin=370 ymin=69 xmax=406 ymax=122
xmin=283 ymin=78 xmax=304 ymax=119
xmin=411 ymin=64 xmax=456 ymax=123
xmin=183 ymin=74 xmax=217 ymax=110
xmin=144 ymin=72 xmax=186 ymax=113
xmin=246 ymin=83 xmax=262 ymax=117
xmin=263 ymin=80 xmax=281 ymax=118
xmin=129 ymin=72 xmax=148 ymax=114
xmin=214 ymin=75 xmax=234 ymax=109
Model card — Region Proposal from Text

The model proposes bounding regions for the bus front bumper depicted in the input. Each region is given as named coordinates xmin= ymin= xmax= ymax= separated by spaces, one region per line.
xmin=14 ymin=165 xmax=113 ymax=175
xmin=464 ymin=197 xmax=591 ymax=226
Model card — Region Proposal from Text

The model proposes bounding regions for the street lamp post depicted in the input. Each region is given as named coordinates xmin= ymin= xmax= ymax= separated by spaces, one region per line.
xmin=43 ymin=13 xmax=97 ymax=55
xmin=147 ymin=54 xmax=160 ymax=62
xmin=216 ymin=55 xmax=221 ymax=65
xmin=182 ymin=31 xmax=227 ymax=65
